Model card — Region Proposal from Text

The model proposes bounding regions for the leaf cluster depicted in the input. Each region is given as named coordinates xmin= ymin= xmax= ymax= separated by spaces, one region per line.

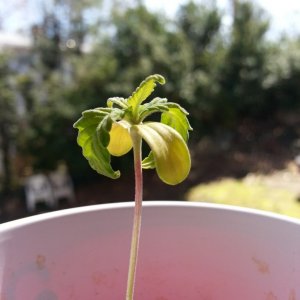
xmin=74 ymin=74 xmax=192 ymax=184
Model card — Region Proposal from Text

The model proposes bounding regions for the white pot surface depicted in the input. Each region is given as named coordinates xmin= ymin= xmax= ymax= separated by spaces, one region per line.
xmin=0 ymin=201 xmax=300 ymax=299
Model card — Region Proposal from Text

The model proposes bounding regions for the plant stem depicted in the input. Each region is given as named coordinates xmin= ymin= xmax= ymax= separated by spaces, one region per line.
xmin=126 ymin=128 xmax=143 ymax=300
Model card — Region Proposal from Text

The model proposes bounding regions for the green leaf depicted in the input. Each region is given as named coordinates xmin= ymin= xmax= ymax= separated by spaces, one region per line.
xmin=138 ymin=97 xmax=169 ymax=121
xmin=97 ymin=115 xmax=113 ymax=147
xmin=107 ymin=97 xmax=128 ymax=109
xmin=96 ymin=108 xmax=125 ymax=147
xmin=127 ymin=74 xmax=165 ymax=110
xmin=161 ymin=105 xmax=192 ymax=141
xmin=142 ymin=152 xmax=155 ymax=169
xmin=109 ymin=108 xmax=125 ymax=121
xmin=81 ymin=108 xmax=112 ymax=118
xmin=73 ymin=74 xmax=192 ymax=184
xmin=73 ymin=110 xmax=120 ymax=179
xmin=136 ymin=122 xmax=191 ymax=185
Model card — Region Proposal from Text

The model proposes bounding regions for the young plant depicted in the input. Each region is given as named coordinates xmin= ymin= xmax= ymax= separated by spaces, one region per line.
xmin=73 ymin=74 xmax=192 ymax=300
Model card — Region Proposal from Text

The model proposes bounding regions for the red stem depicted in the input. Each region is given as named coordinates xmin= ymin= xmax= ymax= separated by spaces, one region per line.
xmin=126 ymin=129 xmax=143 ymax=300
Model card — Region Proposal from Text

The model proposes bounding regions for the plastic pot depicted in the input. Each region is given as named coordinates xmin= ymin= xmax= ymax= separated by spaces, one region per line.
xmin=1 ymin=201 xmax=300 ymax=299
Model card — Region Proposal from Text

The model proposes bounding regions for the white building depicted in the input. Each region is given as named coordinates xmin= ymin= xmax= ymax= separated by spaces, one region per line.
xmin=0 ymin=31 xmax=31 ymax=53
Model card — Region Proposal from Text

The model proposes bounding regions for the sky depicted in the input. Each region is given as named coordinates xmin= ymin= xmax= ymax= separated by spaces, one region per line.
xmin=144 ymin=0 xmax=300 ymax=38
xmin=1 ymin=0 xmax=300 ymax=39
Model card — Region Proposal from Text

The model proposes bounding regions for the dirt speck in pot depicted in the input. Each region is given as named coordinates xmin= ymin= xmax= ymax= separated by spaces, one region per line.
xmin=36 ymin=254 xmax=46 ymax=270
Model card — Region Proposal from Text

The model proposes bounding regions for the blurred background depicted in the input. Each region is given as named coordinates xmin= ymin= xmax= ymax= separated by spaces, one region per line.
xmin=0 ymin=0 xmax=300 ymax=222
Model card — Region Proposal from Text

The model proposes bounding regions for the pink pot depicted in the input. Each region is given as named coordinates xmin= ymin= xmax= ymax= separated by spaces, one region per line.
xmin=1 ymin=201 xmax=300 ymax=299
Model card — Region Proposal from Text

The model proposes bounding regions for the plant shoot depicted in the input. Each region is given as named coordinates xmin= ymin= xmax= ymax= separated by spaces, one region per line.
xmin=73 ymin=74 xmax=192 ymax=299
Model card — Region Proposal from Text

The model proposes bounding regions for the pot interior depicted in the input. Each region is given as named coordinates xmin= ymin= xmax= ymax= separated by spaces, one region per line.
xmin=0 ymin=202 xmax=300 ymax=300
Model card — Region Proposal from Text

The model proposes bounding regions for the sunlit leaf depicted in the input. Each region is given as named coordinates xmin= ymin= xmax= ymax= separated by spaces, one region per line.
xmin=74 ymin=74 xmax=191 ymax=184
xmin=107 ymin=121 xmax=132 ymax=156
xmin=139 ymin=97 xmax=169 ymax=121
xmin=127 ymin=74 xmax=165 ymax=109
xmin=73 ymin=110 xmax=120 ymax=179
xmin=107 ymin=97 xmax=128 ymax=109
xmin=161 ymin=106 xmax=192 ymax=141
xmin=142 ymin=151 xmax=155 ymax=169
xmin=136 ymin=122 xmax=191 ymax=185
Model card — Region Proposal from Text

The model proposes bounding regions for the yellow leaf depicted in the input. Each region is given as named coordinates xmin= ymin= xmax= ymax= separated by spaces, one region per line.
xmin=135 ymin=122 xmax=191 ymax=185
xmin=107 ymin=121 xmax=132 ymax=156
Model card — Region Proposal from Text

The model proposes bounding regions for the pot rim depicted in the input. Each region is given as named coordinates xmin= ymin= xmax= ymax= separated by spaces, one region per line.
xmin=1 ymin=201 xmax=300 ymax=231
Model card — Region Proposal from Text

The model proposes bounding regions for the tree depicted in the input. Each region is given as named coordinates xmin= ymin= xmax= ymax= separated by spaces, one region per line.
xmin=177 ymin=1 xmax=222 ymax=69
xmin=17 ymin=0 xmax=105 ymax=180
xmin=110 ymin=4 xmax=170 ymax=90
xmin=176 ymin=1 xmax=224 ymax=134
xmin=218 ymin=1 xmax=270 ymax=124
xmin=31 ymin=0 xmax=103 ymax=77
xmin=264 ymin=37 xmax=300 ymax=112
xmin=109 ymin=3 xmax=193 ymax=110
xmin=32 ymin=13 xmax=62 ymax=74
xmin=0 ymin=55 xmax=18 ymax=194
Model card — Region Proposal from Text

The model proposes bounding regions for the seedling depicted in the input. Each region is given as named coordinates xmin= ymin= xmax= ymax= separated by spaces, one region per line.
xmin=73 ymin=74 xmax=192 ymax=300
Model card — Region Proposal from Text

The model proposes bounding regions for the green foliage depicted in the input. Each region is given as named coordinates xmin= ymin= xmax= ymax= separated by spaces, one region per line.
xmin=74 ymin=108 xmax=121 ymax=179
xmin=176 ymin=2 xmax=224 ymax=132
xmin=218 ymin=1 xmax=270 ymax=121
xmin=177 ymin=1 xmax=222 ymax=67
xmin=161 ymin=106 xmax=192 ymax=142
xmin=2 ymin=0 xmax=300 ymax=190
xmin=0 ymin=54 xmax=20 ymax=193
xmin=74 ymin=75 xmax=192 ymax=185
xmin=264 ymin=38 xmax=300 ymax=111
xmin=127 ymin=75 xmax=165 ymax=110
